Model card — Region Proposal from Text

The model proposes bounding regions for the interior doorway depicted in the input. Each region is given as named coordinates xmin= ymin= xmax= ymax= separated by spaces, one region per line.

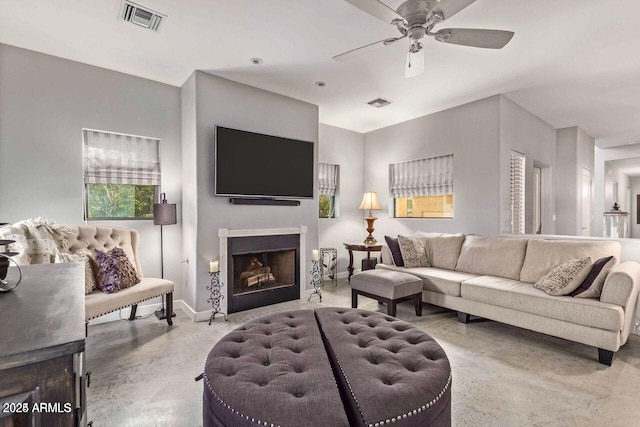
xmin=582 ymin=168 xmax=592 ymax=236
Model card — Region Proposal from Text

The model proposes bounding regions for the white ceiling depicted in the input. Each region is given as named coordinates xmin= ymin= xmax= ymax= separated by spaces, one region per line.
xmin=1 ymin=0 xmax=640 ymax=147
xmin=607 ymin=158 xmax=640 ymax=178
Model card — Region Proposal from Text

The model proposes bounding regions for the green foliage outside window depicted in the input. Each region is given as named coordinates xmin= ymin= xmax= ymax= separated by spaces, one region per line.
xmin=319 ymin=195 xmax=335 ymax=218
xmin=86 ymin=184 xmax=155 ymax=219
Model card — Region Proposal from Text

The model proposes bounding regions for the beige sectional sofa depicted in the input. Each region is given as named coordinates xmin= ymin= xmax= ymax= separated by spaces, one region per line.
xmin=379 ymin=233 xmax=640 ymax=365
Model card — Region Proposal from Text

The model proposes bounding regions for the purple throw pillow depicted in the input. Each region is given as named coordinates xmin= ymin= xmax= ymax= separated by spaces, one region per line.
xmin=93 ymin=247 xmax=140 ymax=294
xmin=570 ymin=256 xmax=614 ymax=297
xmin=384 ymin=235 xmax=404 ymax=266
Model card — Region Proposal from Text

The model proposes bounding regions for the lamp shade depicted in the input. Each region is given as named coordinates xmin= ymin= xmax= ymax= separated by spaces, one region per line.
xmin=154 ymin=193 xmax=177 ymax=225
xmin=358 ymin=192 xmax=382 ymax=211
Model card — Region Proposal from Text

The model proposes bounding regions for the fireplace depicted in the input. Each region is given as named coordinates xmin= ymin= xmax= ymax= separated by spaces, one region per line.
xmin=227 ymin=234 xmax=300 ymax=313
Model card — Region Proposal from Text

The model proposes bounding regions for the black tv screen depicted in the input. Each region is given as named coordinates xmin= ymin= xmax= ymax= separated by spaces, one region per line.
xmin=215 ymin=126 xmax=314 ymax=198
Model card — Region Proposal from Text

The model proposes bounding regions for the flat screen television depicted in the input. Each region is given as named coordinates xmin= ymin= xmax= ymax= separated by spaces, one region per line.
xmin=214 ymin=126 xmax=314 ymax=199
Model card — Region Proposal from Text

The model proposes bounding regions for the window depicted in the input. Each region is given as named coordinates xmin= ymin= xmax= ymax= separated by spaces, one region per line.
xmin=391 ymin=154 xmax=454 ymax=218
xmin=83 ymin=129 xmax=161 ymax=220
xmin=510 ymin=151 xmax=526 ymax=234
xmin=318 ymin=163 xmax=339 ymax=218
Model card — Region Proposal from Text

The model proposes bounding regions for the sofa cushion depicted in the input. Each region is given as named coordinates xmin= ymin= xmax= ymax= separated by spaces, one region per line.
xmin=461 ymin=276 xmax=624 ymax=331
xmin=575 ymin=256 xmax=618 ymax=299
xmin=377 ymin=264 xmax=478 ymax=297
xmin=85 ymin=277 xmax=174 ymax=320
xmin=424 ymin=234 xmax=465 ymax=271
xmin=93 ymin=247 xmax=140 ymax=294
xmin=533 ymin=257 xmax=593 ymax=296
xmin=455 ymin=236 xmax=528 ymax=280
xmin=397 ymin=235 xmax=429 ymax=268
xmin=519 ymin=239 xmax=620 ymax=284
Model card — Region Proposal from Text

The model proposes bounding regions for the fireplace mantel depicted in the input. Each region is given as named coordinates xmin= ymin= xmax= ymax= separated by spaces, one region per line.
xmin=218 ymin=227 xmax=307 ymax=315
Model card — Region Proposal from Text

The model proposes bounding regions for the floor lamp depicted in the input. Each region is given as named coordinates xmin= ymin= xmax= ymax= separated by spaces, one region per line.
xmin=154 ymin=193 xmax=177 ymax=320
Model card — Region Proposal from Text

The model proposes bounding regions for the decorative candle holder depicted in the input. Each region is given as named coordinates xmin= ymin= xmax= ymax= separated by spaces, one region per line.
xmin=308 ymin=259 xmax=322 ymax=302
xmin=207 ymin=271 xmax=227 ymax=324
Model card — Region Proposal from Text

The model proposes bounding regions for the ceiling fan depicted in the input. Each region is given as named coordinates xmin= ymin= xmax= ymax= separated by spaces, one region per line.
xmin=334 ymin=0 xmax=514 ymax=78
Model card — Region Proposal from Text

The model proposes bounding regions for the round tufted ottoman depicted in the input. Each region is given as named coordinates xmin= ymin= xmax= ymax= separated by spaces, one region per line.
xmin=202 ymin=308 xmax=451 ymax=427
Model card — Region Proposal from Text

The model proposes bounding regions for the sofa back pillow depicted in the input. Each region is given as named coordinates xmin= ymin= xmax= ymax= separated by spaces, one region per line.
xmin=533 ymin=257 xmax=593 ymax=296
xmin=424 ymin=234 xmax=465 ymax=271
xmin=397 ymin=235 xmax=430 ymax=268
xmin=384 ymin=236 xmax=404 ymax=266
xmin=519 ymin=239 xmax=620 ymax=284
xmin=455 ymin=236 xmax=528 ymax=280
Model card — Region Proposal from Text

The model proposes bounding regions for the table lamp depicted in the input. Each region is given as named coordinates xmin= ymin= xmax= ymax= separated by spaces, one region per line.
xmin=358 ymin=192 xmax=382 ymax=245
xmin=154 ymin=193 xmax=177 ymax=320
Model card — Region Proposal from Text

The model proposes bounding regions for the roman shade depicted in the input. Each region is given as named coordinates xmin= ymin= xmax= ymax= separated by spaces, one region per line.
xmin=318 ymin=163 xmax=338 ymax=196
xmin=83 ymin=129 xmax=161 ymax=186
xmin=389 ymin=154 xmax=453 ymax=198
xmin=510 ymin=151 xmax=525 ymax=234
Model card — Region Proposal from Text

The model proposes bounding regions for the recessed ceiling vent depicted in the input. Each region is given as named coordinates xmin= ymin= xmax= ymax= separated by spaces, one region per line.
xmin=119 ymin=1 xmax=166 ymax=32
xmin=367 ymin=98 xmax=392 ymax=108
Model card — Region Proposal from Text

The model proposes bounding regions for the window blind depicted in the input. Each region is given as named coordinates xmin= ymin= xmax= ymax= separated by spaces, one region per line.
xmin=510 ymin=151 xmax=526 ymax=234
xmin=83 ymin=129 xmax=161 ymax=186
xmin=318 ymin=163 xmax=338 ymax=196
xmin=389 ymin=154 xmax=453 ymax=198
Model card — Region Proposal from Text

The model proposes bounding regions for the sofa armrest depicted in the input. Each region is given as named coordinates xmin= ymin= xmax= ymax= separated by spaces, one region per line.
xmin=601 ymin=261 xmax=640 ymax=345
xmin=380 ymin=245 xmax=396 ymax=266
xmin=601 ymin=262 xmax=640 ymax=307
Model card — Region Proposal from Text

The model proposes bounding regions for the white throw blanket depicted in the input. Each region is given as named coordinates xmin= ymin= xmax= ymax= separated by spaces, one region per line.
xmin=0 ymin=218 xmax=72 ymax=265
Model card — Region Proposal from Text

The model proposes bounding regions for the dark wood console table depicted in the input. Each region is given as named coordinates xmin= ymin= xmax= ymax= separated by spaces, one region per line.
xmin=343 ymin=243 xmax=383 ymax=281
xmin=0 ymin=263 xmax=87 ymax=426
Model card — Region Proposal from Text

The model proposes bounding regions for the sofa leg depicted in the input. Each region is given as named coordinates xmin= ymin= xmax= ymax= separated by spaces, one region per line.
xmin=598 ymin=348 xmax=614 ymax=366
xmin=166 ymin=293 xmax=173 ymax=326
xmin=129 ymin=304 xmax=138 ymax=321
xmin=351 ymin=290 xmax=358 ymax=309
xmin=458 ymin=312 xmax=470 ymax=324
xmin=414 ymin=293 xmax=422 ymax=317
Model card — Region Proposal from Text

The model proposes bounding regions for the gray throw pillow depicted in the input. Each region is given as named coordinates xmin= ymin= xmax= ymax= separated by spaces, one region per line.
xmin=58 ymin=250 xmax=97 ymax=295
xmin=397 ymin=235 xmax=430 ymax=268
xmin=533 ymin=257 xmax=593 ymax=296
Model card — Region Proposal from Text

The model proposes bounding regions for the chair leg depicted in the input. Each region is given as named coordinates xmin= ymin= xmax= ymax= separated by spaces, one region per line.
xmin=166 ymin=293 xmax=173 ymax=326
xmin=129 ymin=304 xmax=138 ymax=321
xmin=415 ymin=293 xmax=422 ymax=316
xmin=351 ymin=290 xmax=358 ymax=309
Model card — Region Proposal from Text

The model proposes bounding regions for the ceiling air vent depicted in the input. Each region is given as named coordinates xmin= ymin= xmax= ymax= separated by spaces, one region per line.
xmin=367 ymin=98 xmax=392 ymax=108
xmin=119 ymin=1 xmax=166 ymax=32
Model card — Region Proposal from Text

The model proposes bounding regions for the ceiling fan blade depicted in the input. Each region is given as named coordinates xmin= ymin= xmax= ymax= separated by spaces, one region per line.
xmin=344 ymin=0 xmax=404 ymax=24
xmin=333 ymin=37 xmax=403 ymax=61
xmin=435 ymin=28 xmax=514 ymax=49
xmin=405 ymin=48 xmax=424 ymax=78
xmin=429 ymin=0 xmax=476 ymax=21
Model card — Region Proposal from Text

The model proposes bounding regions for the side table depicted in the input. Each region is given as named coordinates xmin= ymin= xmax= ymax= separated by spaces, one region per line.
xmin=343 ymin=243 xmax=382 ymax=282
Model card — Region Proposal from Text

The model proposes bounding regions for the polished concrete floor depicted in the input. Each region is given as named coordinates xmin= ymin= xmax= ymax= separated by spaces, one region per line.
xmin=86 ymin=280 xmax=640 ymax=427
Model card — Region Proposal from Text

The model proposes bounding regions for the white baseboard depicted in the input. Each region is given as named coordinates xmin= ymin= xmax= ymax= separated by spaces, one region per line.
xmin=176 ymin=299 xmax=213 ymax=322
xmin=88 ymin=302 xmax=162 ymax=325
xmin=322 ymin=269 xmax=360 ymax=281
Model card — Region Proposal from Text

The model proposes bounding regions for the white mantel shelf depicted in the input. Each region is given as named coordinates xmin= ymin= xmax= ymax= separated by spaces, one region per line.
xmin=218 ymin=227 xmax=307 ymax=315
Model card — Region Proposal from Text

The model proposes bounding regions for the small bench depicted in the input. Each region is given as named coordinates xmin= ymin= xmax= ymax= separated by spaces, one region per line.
xmin=351 ymin=269 xmax=423 ymax=317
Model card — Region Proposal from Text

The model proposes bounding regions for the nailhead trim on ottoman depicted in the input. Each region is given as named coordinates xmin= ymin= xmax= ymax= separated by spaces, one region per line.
xmin=315 ymin=308 xmax=451 ymax=427
xmin=203 ymin=308 xmax=452 ymax=427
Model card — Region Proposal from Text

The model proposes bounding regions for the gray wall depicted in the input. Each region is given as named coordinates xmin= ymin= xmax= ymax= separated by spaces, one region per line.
xmin=182 ymin=71 xmax=319 ymax=313
xmin=0 ymin=44 xmax=184 ymax=301
xmin=555 ymin=126 xmax=595 ymax=236
xmin=363 ymin=96 xmax=502 ymax=238
xmin=499 ymin=96 xmax=557 ymax=235
xmin=318 ymin=124 xmax=365 ymax=275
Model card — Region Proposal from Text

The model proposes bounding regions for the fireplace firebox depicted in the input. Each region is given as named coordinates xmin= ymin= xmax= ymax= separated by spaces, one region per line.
xmin=227 ymin=234 xmax=300 ymax=313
